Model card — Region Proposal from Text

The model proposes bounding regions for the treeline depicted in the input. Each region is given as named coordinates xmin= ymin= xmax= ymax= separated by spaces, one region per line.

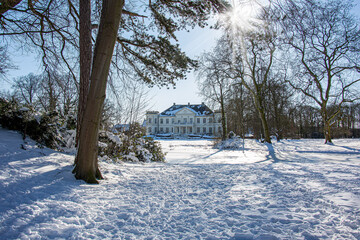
xmin=225 ymin=84 xmax=360 ymax=140
xmin=197 ymin=0 xmax=360 ymax=143
xmin=1 ymin=71 xmax=119 ymax=131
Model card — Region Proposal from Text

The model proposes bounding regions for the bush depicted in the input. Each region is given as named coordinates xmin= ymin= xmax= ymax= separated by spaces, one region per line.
xmin=98 ymin=123 xmax=165 ymax=163
xmin=0 ymin=98 xmax=166 ymax=162
xmin=0 ymin=98 xmax=64 ymax=149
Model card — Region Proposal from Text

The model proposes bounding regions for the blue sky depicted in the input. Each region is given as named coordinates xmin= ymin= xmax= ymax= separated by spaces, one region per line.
xmin=148 ymin=25 xmax=221 ymax=111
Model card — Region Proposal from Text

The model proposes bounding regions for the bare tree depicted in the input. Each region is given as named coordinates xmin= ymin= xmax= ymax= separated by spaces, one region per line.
xmin=197 ymin=40 xmax=232 ymax=140
xmin=227 ymin=26 xmax=277 ymax=143
xmin=12 ymin=73 xmax=41 ymax=107
xmin=0 ymin=45 xmax=16 ymax=79
xmin=279 ymin=0 xmax=360 ymax=143
xmin=266 ymin=77 xmax=294 ymax=140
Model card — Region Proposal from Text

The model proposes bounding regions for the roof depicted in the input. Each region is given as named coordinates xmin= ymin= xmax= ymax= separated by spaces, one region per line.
xmin=160 ymin=104 xmax=214 ymax=116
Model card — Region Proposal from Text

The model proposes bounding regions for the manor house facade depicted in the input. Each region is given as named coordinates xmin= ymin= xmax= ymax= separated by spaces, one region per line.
xmin=145 ymin=103 xmax=222 ymax=137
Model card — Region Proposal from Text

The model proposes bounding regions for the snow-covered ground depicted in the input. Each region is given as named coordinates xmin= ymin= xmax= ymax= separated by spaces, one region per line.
xmin=1 ymin=128 xmax=360 ymax=239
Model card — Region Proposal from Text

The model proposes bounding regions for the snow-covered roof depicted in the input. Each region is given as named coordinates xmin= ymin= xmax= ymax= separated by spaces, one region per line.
xmin=160 ymin=104 xmax=214 ymax=116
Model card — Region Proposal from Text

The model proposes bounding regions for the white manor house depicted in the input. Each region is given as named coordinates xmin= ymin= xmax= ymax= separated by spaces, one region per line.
xmin=145 ymin=103 xmax=222 ymax=137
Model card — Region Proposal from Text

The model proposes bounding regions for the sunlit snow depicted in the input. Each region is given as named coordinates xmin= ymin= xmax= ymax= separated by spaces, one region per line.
xmin=1 ymin=127 xmax=360 ymax=239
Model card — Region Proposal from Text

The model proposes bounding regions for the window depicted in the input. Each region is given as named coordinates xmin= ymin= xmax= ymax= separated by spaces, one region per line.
xmin=160 ymin=127 xmax=163 ymax=132
xmin=160 ymin=119 xmax=163 ymax=124
xmin=218 ymin=127 xmax=221 ymax=133
xmin=178 ymin=120 xmax=180 ymax=123
xmin=155 ymin=118 xmax=157 ymax=124
xmin=197 ymin=127 xmax=200 ymax=133
xmin=203 ymin=118 xmax=206 ymax=123
xmin=166 ymin=127 xmax=169 ymax=133
xmin=209 ymin=127 xmax=212 ymax=134
xmin=166 ymin=119 xmax=169 ymax=124
xmin=203 ymin=127 xmax=206 ymax=133
xmin=190 ymin=118 xmax=193 ymax=123
xmin=148 ymin=127 xmax=151 ymax=133
xmin=155 ymin=127 xmax=157 ymax=132
xmin=189 ymin=127 xmax=192 ymax=133
xmin=197 ymin=118 xmax=200 ymax=123
xmin=184 ymin=118 xmax=187 ymax=123
xmin=148 ymin=118 xmax=152 ymax=124
xmin=172 ymin=118 xmax=175 ymax=123
xmin=209 ymin=118 xmax=213 ymax=123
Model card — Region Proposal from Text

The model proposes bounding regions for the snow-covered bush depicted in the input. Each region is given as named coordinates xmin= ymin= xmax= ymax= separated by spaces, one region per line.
xmin=214 ymin=132 xmax=244 ymax=150
xmin=0 ymin=98 xmax=65 ymax=149
xmin=216 ymin=137 xmax=244 ymax=150
xmin=98 ymin=123 xmax=165 ymax=163
xmin=0 ymin=99 xmax=165 ymax=162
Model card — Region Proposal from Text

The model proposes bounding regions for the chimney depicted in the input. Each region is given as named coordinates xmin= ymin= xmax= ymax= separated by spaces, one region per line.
xmin=173 ymin=103 xmax=176 ymax=106
xmin=188 ymin=102 xmax=190 ymax=106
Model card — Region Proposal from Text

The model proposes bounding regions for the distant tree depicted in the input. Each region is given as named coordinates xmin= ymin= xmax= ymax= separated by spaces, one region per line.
xmin=226 ymin=26 xmax=277 ymax=143
xmin=266 ymin=78 xmax=294 ymax=140
xmin=38 ymin=70 xmax=61 ymax=112
xmin=279 ymin=0 xmax=360 ymax=143
xmin=0 ymin=45 xmax=16 ymax=79
xmin=225 ymin=83 xmax=252 ymax=138
xmin=12 ymin=73 xmax=41 ymax=107
xmin=121 ymin=80 xmax=151 ymax=124
xmin=197 ymin=39 xmax=232 ymax=140
xmin=56 ymin=72 xmax=77 ymax=121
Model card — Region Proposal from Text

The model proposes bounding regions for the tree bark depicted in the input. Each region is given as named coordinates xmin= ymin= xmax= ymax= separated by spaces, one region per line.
xmin=73 ymin=0 xmax=124 ymax=183
xmin=324 ymin=121 xmax=332 ymax=144
xmin=220 ymin=91 xmax=227 ymax=141
xmin=254 ymin=95 xmax=271 ymax=143
xmin=76 ymin=0 xmax=92 ymax=148
xmin=323 ymin=109 xmax=332 ymax=144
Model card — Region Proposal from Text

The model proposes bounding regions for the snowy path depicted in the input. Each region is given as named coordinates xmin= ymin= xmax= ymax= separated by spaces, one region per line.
xmin=1 ymin=129 xmax=360 ymax=239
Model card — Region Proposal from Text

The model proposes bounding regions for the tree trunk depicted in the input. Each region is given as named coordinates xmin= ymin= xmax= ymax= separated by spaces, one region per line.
xmin=258 ymin=107 xmax=271 ymax=143
xmin=253 ymin=95 xmax=271 ymax=143
xmin=76 ymin=0 xmax=92 ymax=148
xmin=324 ymin=121 xmax=332 ymax=144
xmin=73 ymin=0 xmax=124 ymax=183
xmin=220 ymin=97 xmax=227 ymax=141
xmin=322 ymin=107 xmax=332 ymax=144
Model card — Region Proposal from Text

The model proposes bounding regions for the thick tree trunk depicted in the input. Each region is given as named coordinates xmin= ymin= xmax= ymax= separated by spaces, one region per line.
xmin=73 ymin=0 xmax=124 ymax=183
xmin=76 ymin=0 xmax=92 ymax=148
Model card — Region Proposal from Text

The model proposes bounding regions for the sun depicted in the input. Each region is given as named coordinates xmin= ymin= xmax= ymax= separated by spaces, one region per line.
xmin=219 ymin=0 xmax=263 ymax=34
